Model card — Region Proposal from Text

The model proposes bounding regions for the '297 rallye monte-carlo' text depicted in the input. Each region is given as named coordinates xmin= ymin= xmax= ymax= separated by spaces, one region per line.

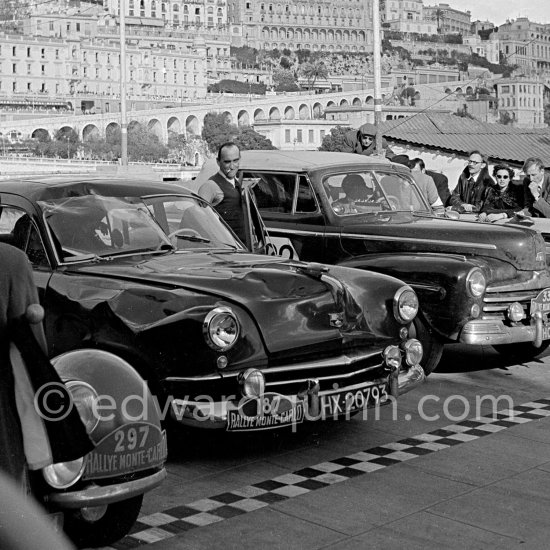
xmin=0 ymin=176 xmax=424 ymax=432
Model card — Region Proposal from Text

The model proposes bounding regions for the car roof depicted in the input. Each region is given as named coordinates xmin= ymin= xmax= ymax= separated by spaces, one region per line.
xmin=237 ymin=150 xmax=390 ymax=171
xmin=0 ymin=175 xmax=194 ymax=203
xmin=191 ymin=150 xmax=393 ymax=191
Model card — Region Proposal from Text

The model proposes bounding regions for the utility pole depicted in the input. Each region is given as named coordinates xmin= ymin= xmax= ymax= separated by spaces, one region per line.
xmin=119 ymin=0 xmax=128 ymax=167
xmin=372 ymin=0 xmax=383 ymax=156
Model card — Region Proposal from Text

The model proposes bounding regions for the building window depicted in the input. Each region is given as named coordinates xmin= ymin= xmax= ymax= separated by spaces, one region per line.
xmin=27 ymin=63 xmax=31 ymax=75
xmin=297 ymin=129 xmax=303 ymax=142
xmin=308 ymin=129 xmax=314 ymax=143
xmin=285 ymin=129 xmax=291 ymax=142
xmin=12 ymin=63 xmax=17 ymax=74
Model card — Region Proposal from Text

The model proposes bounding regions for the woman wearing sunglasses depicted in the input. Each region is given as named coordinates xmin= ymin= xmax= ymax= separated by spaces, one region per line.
xmin=478 ymin=164 xmax=524 ymax=222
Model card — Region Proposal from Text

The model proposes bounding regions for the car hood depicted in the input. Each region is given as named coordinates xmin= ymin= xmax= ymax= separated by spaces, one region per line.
xmin=66 ymin=251 xmax=402 ymax=353
xmin=341 ymin=214 xmax=545 ymax=271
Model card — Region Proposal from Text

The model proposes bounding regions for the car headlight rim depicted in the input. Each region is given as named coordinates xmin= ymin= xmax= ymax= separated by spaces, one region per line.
xmin=203 ymin=306 xmax=241 ymax=352
xmin=466 ymin=268 xmax=486 ymax=298
xmin=393 ymin=286 xmax=419 ymax=324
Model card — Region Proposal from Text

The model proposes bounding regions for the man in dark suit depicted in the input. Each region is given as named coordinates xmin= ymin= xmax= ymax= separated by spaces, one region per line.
xmin=449 ymin=150 xmax=493 ymax=213
xmin=198 ymin=142 xmax=246 ymax=242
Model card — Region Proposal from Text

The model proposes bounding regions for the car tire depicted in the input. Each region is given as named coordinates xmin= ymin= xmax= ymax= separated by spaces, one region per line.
xmin=492 ymin=341 xmax=550 ymax=362
xmin=410 ymin=317 xmax=444 ymax=376
xmin=63 ymin=494 xmax=143 ymax=548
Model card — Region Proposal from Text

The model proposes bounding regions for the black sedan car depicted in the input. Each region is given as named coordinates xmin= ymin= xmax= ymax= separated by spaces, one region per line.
xmin=0 ymin=175 xmax=424 ymax=433
xmin=197 ymin=150 xmax=550 ymax=374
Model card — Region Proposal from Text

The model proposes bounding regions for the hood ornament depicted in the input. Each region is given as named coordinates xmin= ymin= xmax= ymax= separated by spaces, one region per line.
xmin=329 ymin=312 xmax=344 ymax=328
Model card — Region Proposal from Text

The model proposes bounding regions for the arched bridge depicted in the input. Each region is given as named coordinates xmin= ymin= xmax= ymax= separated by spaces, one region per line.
xmin=6 ymin=88 xmax=391 ymax=143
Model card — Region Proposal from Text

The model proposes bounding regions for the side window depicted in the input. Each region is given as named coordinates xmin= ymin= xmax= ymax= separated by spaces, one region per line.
xmin=295 ymin=175 xmax=317 ymax=213
xmin=0 ymin=206 xmax=49 ymax=267
xmin=245 ymin=172 xmax=295 ymax=213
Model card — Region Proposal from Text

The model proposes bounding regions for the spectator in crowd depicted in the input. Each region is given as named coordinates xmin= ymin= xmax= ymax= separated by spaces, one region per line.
xmin=342 ymin=123 xmax=395 ymax=159
xmin=449 ymin=151 xmax=493 ymax=213
xmin=407 ymin=157 xmax=443 ymax=209
xmin=478 ymin=164 xmax=524 ymax=222
xmin=198 ymin=142 xmax=246 ymax=242
xmin=522 ymin=157 xmax=550 ymax=218
xmin=424 ymin=168 xmax=451 ymax=207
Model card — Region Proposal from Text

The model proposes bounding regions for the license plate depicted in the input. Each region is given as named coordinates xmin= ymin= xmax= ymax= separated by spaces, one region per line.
xmin=227 ymin=392 xmax=305 ymax=432
xmin=531 ymin=288 xmax=550 ymax=314
xmin=320 ymin=382 xmax=389 ymax=418
xmin=83 ymin=423 xmax=168 ymax=480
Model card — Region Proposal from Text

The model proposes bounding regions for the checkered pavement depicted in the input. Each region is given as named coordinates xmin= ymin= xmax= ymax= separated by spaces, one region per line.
xmin=108 ymin=398 xmax=550 ymax=549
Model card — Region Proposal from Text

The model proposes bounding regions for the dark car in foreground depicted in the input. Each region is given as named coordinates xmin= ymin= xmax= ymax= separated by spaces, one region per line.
xmin=0 ymin=176 xmax=424 ymax=436
xmin=206 ymin=150 xmax=550 ymax=373
xmin=9 ymin=308 xmax=167 ymax=548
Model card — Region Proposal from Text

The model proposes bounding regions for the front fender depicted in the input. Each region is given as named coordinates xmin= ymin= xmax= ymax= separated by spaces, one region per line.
xmin=337 ymin=253 xmax=484 ymax=340
xmin=52 ymin=349 xmax=163 ymax=439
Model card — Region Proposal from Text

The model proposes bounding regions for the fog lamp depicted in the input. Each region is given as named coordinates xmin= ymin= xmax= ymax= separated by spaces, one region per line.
xmin=80 ymin=503 xmax=108 ymax=522
xmin=66 ymin=381 xmax=99 ymax=434
xmin=43 ymin=457 xmax=85 ymax=489
xmin=508 ymin=302 xmax=525 ymax=322
xmin=470 ymin=303 xmax=481 ymax=318
xmin=403 ymin=339 xmax=423 ymax=367
xmin=239 ymin=368 xmax=265 ymax=398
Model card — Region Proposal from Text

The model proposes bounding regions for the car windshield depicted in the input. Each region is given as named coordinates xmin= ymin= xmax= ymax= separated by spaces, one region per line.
xmin=324 ymin=170 xmax=431 ymax=217
xmin=39 ymin=194 xmax=173 ymax=261
xmin=142 ymin=195 xmax=245 ymax=251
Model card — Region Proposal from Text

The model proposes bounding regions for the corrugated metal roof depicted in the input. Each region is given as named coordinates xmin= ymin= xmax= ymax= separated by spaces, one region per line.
xmin=379 ymin=114 xmax=550 ymax=166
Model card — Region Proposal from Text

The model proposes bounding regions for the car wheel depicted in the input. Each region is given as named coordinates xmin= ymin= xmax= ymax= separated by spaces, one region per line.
xmin=409 ymin=317 xmax=444 ymax=375
xmin=63 ymin=495 xmax=143 ymax=548
xmin=492 ymin=341 xmax=550 ymax=362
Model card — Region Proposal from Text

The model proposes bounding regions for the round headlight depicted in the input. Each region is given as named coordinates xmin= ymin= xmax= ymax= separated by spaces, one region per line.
xmin=383 ymin=345 xmax=402 ymax=369
xmin=466 ymin=268 xmax=486 ymax=297
xmin=393 ymin=286 xmax=419 ymax=324
xmin=65 ymin=381 xmax=99 ymax=434
xmin=43 ymin=457 xmax=85 ymax=489
xmin=203 ymin=307 xmax=240 ymax=351
xmin=239 ymin=368 xmax=265 ymax=398
xmin=403 ymin=339 xmax=423 ymax=366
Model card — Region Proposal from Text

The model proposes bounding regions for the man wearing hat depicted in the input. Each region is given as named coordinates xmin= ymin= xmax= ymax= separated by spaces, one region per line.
xmin=342 ymin=123 xmax=395 ymax=159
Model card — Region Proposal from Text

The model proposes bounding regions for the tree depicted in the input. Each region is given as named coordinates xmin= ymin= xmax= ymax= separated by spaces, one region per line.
xmin=234 ymin=127 xmax=276 ymax=151
xmin=54 ymin=128 xmax=80 ymax=159
xmin=230 ymin=46 xmax=258 ymax=68
xmin=300 ymin=61 xmax=328 ymax=90
xmin=319 ymin=126 xmax=353 ymax=152
xmin=431 ymin=8 xmax=446 ymax=35
xmin=202 ymin=112 xmax=239 ymax=153
xmin=279 ymin=56 xmax=292 ymax=70
xmin=272 ymin=68 xmax=300 ymax=92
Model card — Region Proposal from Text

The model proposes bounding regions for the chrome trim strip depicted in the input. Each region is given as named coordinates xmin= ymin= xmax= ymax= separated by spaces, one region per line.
xmin=46 ymin=469 xmax=166 ymax=508
xmin=165 ymin=350 xmax=382 ymax=382
xmin=268 ymin=227 xmax=497 ymax=250
xmin=265 ymin=364 xmax=381 ymax=387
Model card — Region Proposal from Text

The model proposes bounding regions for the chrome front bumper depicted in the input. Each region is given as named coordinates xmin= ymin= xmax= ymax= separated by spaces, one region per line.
xmin=170 ymin=363 xmax=425 ymax=429
xmin=460 ymin=312 xmax=546 ymax=347
xmin=45 ymin=469 xmax=166 ymax=509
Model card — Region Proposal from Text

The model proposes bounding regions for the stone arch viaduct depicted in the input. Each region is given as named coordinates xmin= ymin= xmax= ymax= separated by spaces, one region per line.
xmin=8 ymin=88 xmax=389 ymax=144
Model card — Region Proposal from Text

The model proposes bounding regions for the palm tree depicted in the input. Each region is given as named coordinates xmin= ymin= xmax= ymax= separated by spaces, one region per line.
xmin=431 ymin=7 xmax=446 ymax=37
xmin=300 ymin=61 xmax=329 ymax=91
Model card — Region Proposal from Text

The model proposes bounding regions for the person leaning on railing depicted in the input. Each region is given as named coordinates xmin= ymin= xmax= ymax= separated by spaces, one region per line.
xmin=478 ymin=164 xmax=524 ymax=223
